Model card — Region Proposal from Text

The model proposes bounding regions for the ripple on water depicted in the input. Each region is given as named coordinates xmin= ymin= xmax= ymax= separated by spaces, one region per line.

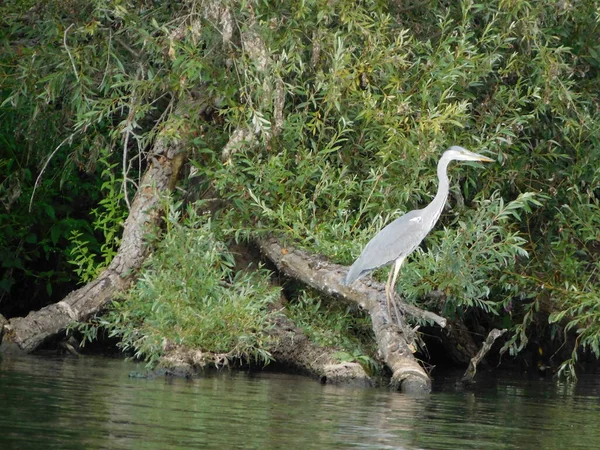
xmin=1 ymin=356 xmax=600 ymax=449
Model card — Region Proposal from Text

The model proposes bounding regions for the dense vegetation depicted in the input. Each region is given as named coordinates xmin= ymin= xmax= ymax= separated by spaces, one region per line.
xmin=1 ymin=0 xmax=600 ymax=377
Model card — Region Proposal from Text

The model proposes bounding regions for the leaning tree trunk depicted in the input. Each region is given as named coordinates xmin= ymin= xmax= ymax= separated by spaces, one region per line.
xmin=257 ymin=238 xmax=446 ymax=395
xmin=0 ymin=138 xmax=185 ymax=354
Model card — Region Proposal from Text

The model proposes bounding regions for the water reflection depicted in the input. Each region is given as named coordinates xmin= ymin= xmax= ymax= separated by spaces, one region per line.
xmin=0 ymin=355 xmax=599 ymax=449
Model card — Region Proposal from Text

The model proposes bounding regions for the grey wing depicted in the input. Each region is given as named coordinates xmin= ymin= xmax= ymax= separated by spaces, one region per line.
xmin=344 ymin=209 xmax=427 ymax=285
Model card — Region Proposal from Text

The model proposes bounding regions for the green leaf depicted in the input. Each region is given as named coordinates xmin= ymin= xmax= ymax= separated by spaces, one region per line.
xmin=50 ymin=224 xmax=61 ymax=246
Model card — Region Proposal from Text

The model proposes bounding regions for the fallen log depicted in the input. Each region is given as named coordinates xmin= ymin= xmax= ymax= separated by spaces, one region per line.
xmin=257 ymin=238 xmax=448 ymax=395
xmin=267 ymin=303 xmax=373 ymax=387
xmin=156 ymin=294 xmax=373 ymax=386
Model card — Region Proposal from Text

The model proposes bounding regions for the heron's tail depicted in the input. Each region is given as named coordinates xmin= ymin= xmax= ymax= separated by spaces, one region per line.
xmin=343 ymin=260 xmax=365 ymax=286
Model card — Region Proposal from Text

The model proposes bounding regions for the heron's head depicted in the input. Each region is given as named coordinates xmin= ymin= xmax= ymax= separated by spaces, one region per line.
xmin=444 ymin=146 xmax=494 ymax=163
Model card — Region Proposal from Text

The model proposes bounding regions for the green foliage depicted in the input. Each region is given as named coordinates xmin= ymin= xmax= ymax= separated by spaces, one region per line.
xmin=400 ymin=192 xmax=542 ymax=316
xmin=549 ymin=288 xmax=600 ymax=380
xmin=211 ymin=0 xmax=600 ymax=372
xmin=0 ymin=0 xmax=158 ymax=312
xmin=288 ymin=290 xmax=380 ymax=374
xmin=4 ymin=0 xmax=600 ymax=375
xmin=68 ymin=154 xmax=127 ymax=283
xmin=92 ymin=203 xmax=279 ymax=367
xmin=0 ymin=93 xmax=110 ymax=311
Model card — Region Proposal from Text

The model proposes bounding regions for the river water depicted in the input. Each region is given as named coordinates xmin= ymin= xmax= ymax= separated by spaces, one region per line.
xmin=0 ymin=355 xmax=599 ymax=449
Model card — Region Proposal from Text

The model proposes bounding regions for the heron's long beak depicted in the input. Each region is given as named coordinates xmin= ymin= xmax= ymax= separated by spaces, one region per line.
xmin=475 ymin=154 xmax=494 ymax=162
xmin=467 ymin=150 xmax=494 ymax=163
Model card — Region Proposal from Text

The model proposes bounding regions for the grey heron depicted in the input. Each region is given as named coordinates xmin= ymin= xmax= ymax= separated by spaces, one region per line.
xmin=344 ymin=146 xmax=494 ymax=325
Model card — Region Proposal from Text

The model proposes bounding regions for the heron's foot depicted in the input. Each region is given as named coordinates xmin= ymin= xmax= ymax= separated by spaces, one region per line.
xmin=385 ymin=296 xmax=403 ymax=328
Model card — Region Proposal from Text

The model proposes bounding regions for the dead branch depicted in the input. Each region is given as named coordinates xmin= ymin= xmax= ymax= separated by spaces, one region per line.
xmin=461 ymin=328 xmax=507 ymax=385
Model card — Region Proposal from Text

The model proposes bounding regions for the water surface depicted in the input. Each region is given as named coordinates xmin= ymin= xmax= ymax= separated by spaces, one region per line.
xmin=0 ymin=355 xmax=598 ymax=449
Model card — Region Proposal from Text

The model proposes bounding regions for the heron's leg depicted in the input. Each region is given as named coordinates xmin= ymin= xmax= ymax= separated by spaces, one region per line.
xmin=385 ymin=266 xmax=395 ymax=323
xmin=386 ymin=256 xmax=405 ymax=325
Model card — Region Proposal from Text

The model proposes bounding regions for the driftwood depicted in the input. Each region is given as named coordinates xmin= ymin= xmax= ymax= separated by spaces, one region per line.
xmin=461 ymin=328 xmax=507 ymax=384
xmin=258 ymin=238 xmax=448 ymax=395
xmin=0 ymin=139 xmax=185 ymax=354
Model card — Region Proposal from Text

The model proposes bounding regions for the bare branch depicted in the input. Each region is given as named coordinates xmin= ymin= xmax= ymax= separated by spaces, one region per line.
xmin=29 ymin=132 xmax=78 ymax=212
xmin=122 ymin=124 xmax=133 ymax=210
xmin=63 ymin=24 xmax=79 ymax=82
xmin=273 ymin=77 xmax=285 ymax=136
xmin=462 ymin=328 xmax=507 ymax=385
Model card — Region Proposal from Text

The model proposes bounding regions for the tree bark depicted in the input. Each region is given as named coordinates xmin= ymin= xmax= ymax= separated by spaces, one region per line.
xmin=257 ymin=238 xmax=443 ymax=395
xmin=0 ymin=139 xmax=185 ymax=354
xmin=266 ymin=298 xmax=373 ymax=386
xmin=442 ymin=318 xmax=481 ymax=364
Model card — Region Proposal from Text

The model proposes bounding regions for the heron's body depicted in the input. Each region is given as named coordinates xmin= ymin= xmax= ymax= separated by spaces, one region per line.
xmin=344 ymin=208 xmax=426 ymax=284
xmin=344 ymin=146 xmax=493 ymax=325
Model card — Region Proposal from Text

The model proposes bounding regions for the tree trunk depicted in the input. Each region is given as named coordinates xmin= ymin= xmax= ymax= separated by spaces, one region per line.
xmin=0 ymin=139 xmax=185 ymax=354
xmin=266 ymin=298 xmax=373 ymax=386
xmin=257 ymin=238 xmax=442 ymax=395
